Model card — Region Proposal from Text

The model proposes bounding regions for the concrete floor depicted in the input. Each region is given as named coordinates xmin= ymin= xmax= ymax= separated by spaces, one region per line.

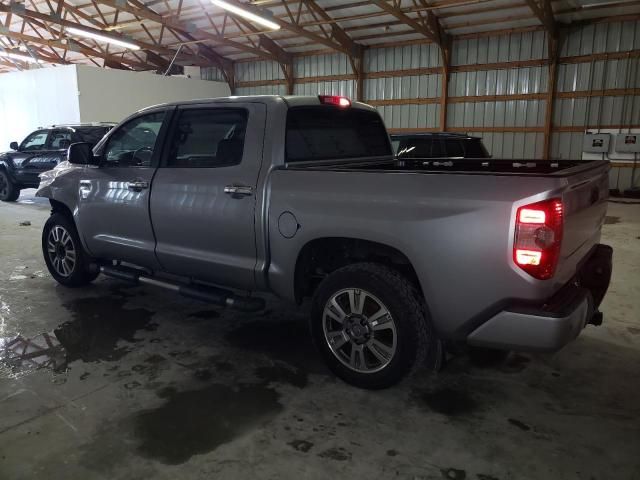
xmin=0 ymin=190 xmax=639 ymax=480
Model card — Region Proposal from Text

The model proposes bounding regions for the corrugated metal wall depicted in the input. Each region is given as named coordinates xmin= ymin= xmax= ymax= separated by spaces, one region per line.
xmin=202 ymin=20 xmax=640 ymax=161
xmin=552 ymin=21 xmax=640 ymax=159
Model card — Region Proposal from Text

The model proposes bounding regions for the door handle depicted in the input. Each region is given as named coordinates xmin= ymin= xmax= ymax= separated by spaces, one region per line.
xmin=224 ymin=185 xmax=253 ymax=197
xmin=128 ymin=180 xmax=149 ymax=191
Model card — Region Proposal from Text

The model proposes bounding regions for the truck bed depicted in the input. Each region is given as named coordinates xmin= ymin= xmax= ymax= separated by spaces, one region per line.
xmin=288 ymin=158 xmax=609 ymax=177
xmin=270 ymin=157 xmax=609 ymax=339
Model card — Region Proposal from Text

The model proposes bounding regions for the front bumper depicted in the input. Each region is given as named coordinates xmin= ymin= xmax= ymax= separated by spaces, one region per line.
xmin=467 ymin=244 xmax=613 ymax=352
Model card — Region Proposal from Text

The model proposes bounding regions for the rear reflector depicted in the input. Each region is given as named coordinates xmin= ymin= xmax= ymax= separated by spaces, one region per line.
xmin=319 ymin=95 xmax=351 ymax=107
xmin=514 ymin=198 xmax=563 ymax=279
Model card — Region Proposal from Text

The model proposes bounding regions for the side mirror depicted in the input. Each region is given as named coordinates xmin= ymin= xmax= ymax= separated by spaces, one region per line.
xmin=10 ymin=141 xmax=19 ymax=150
xmin=68 ymin=142 xmax=99 ymax=166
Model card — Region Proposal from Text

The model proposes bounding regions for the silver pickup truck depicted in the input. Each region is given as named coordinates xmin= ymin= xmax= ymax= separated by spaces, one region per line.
xmin=37 ymin=95 xmax=613 ymax=389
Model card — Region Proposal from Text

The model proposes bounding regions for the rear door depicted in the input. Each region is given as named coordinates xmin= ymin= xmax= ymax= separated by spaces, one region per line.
xmin=150 ymin=102 xmax=266 ymax=289
xmin=75 ymin=108 xmax=170 ymax=269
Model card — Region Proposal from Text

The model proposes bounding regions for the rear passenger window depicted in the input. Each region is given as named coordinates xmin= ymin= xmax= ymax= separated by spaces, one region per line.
xmin=167 ymin=109 xmax=247 ymax=168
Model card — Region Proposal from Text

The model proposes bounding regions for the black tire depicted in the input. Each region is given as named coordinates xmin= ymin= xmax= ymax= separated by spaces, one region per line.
xmin=0 ymin=170 xmax=20 ymax=202
xmin=42 ymin=212 xmax=99 ymax=287
xmin=310 ymin=262 xmax=443 ymax=389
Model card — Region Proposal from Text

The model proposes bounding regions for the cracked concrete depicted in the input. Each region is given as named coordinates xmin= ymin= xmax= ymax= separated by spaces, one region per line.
xmin=0 ymin=190 xmax=639 ymax=480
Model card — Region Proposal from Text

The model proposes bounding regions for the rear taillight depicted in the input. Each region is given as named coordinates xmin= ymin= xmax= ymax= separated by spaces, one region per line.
xmin=514 ymin=198 xmax=563 ymax=280
xmin=318 ymin=95 xmax=351 ymax=107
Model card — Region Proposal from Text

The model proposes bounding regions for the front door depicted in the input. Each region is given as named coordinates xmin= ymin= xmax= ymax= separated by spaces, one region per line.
xmin=150 ymin=103 xmax=265 ymax=290
xmin=75 ymin=109 xmax=170 ymax=269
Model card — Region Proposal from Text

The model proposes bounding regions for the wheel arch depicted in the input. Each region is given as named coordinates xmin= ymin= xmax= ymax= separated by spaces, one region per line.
xmin=49 ymin=198 xmax=74 ymax=219
xmin=293 ymin=237 xmax=423 ymax=304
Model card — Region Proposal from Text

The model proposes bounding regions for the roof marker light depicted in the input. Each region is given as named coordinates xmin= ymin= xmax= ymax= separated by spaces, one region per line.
xmin=319 ymin=95 xmax=351 ymax=107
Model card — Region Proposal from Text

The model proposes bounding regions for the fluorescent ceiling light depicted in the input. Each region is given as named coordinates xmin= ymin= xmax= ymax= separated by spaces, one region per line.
xmin=0 ymin=51 xmax=39 ymax=63
xmin=66 ymin=27 xmax=141 ymax=50
xmin=211 ymin=0 xmax=280 ymax=30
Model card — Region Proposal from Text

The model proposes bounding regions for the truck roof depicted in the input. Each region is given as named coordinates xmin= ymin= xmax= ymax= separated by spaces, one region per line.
xmin=138 ymin=95 xmax=377 ymax=113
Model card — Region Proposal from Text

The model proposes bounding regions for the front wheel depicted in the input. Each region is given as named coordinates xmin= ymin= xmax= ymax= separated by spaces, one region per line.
xmin=310 ymin=263 xmax=442 ymax=389
xmin=42 ymin=213 xmax=99 ymax=287
xmin=0 ymin=170 xmax=20 ymax=201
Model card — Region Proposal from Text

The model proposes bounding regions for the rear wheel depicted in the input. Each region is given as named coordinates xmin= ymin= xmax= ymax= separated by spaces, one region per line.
xmin=0 ymin=170 xmax=20 ymax=201
xmin=42 ymin=213 xmax=99 ymax=287
xmin=310 ymin=263 xmax=442 ymax=389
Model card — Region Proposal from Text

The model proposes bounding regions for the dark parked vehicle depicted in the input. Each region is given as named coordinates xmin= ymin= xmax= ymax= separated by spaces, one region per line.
xmin=391 ymin=132 xmax=490 ymax=160
xmin=0 ymin=123 xmax=114 ymax=201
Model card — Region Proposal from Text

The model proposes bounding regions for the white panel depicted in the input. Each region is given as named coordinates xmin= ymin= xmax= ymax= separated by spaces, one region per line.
xmin=0 ymin=65 xmax=81 ymax=150
xmin=75 ymin=65 xmax=230 ymax=123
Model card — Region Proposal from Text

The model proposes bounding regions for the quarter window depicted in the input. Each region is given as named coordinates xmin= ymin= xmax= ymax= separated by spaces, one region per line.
xmin=103 ymin=111 xmax=165 ymax=167
xmin=166 ymin=108 xmax=248 ymax=168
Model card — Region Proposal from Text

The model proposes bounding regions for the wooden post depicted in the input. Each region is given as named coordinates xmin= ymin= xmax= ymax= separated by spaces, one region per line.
xmin=439 ymin=45 xmax=451 ymax=132
xmin=349 ymin=50 xmax=365 ymax=102
xmin=224 ymin=63 xmax=236 ymax=95
xmin=281 ymin=62 xmax=295 ymax=95
xmin=543 ymin=36 xmax=560 ymax=160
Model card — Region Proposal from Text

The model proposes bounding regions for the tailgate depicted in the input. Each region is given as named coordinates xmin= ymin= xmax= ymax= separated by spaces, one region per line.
xmin=558 ymin=163 xmax=609 ymax=278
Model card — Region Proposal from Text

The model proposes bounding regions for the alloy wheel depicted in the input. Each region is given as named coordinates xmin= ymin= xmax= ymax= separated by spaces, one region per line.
xmin=46 ymin=225 xmax=77 ymax=277
xmin=322 ymin=288 xmax=397 ymax=374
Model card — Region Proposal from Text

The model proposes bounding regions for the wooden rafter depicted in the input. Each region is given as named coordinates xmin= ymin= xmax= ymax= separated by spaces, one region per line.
xmin=93 ymin=0 xmax=276 ymax=62
xmin=0 ymin=2 xmax=212 ymax=70
xmin=524 ymin=0 xmax=557 ymax=38
xmin=0 ymin=28 xmax=151 ymax=68
xmin=217 ymin=0 xmax=352 ymax=56
xmin=303 ymin=0 xmax=362 ymax=58
xmin=369 ymin=0 xmax=450 ymax=50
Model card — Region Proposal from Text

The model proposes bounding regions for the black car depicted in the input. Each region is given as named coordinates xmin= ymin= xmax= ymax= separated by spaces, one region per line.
xmin=0 ymin=123 xmax=114 ymax=201
xmin=391 ymin=132 xmax=490 ymax=160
